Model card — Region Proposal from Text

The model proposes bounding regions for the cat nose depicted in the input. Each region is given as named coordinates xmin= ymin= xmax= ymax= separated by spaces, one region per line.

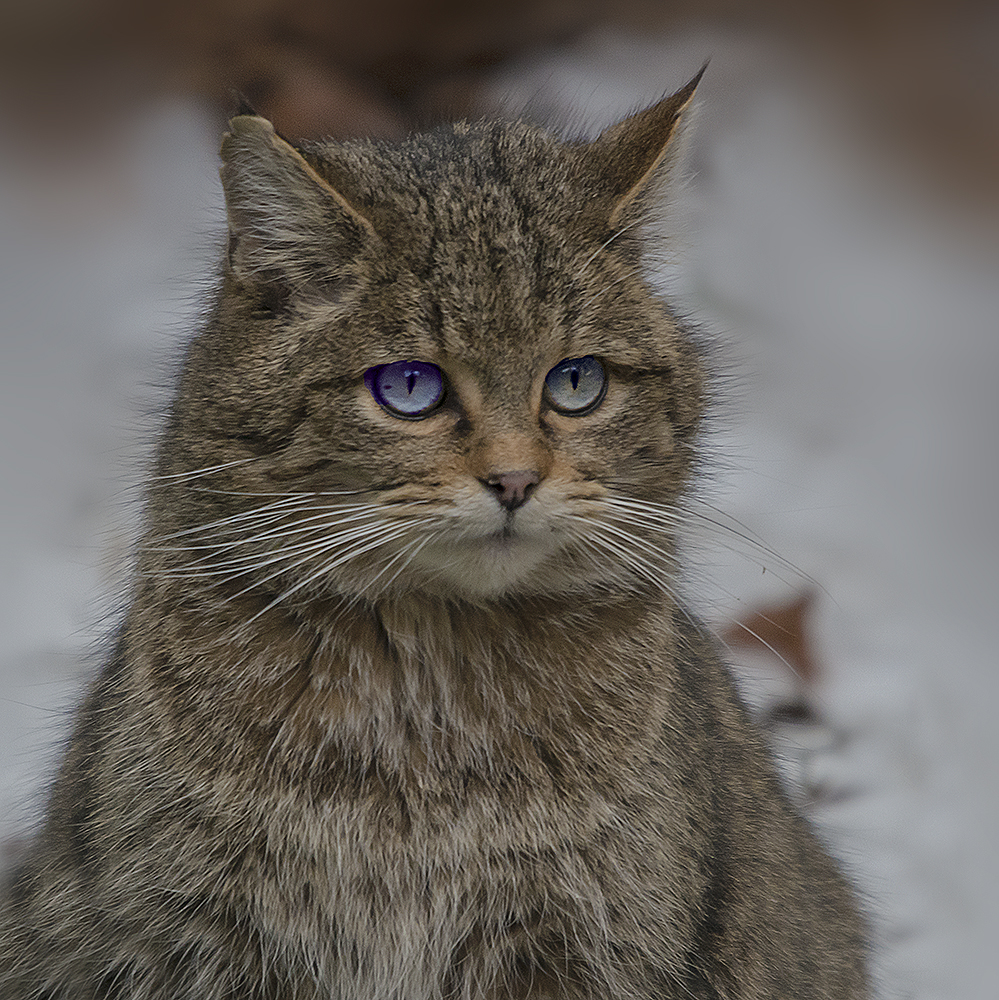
xmin=481 ymin=470 xmax=540 ymax=511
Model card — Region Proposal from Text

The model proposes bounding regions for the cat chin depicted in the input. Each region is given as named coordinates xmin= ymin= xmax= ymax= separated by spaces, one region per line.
xmin=404 ymin=533 xmax=558 ymax=600
xmin=369 ymin=531 xmax=617 ymax=604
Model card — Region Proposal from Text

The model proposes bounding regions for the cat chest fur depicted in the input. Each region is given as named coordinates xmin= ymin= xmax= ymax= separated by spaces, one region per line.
xmin=121 ymin=589 xmax=706 ymax=996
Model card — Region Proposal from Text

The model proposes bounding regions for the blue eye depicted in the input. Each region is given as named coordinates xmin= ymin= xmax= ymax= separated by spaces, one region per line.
xmin=365 ymin=360 xmax=445 ymax=418
xmin=544 ymin=356 xmax=606 ymax=414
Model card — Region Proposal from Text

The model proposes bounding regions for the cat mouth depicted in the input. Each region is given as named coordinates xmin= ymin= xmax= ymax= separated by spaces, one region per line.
xmin=486 ymin=508 xmax=547 ymax=542
xmin=496 ymin=519 xmax=516 ymax=541
xmin=450 ymin=518 xmax=547 ymax=554
xmin=476 ymin=525 xmax=524 ymax=548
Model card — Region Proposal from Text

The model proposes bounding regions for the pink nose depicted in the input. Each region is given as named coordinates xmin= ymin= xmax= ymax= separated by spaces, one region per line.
xmin=481 ymin=470 xmax=540 ymax=511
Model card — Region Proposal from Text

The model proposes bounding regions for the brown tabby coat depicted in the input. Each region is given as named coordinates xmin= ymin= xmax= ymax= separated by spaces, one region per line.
xmin=0 ymin=75 xmax=869 ymax=998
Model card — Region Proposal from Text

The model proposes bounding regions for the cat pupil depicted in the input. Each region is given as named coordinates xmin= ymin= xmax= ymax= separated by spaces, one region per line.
xmin=544 ymin=356 xmax=606 ymax=414
xmin=366 ymin=360 xmax=445 ymax=417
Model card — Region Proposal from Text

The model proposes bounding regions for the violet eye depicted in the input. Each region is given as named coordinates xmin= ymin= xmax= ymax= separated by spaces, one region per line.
xmin=365 ymin=360 xmax=445 ymax=418
xmin=544 ymin=356 xmax=606 ymax=415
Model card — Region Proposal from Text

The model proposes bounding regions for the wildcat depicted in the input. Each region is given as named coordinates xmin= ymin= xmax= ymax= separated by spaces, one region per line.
xmin=0 ymin=72 xmax=869 ymax=998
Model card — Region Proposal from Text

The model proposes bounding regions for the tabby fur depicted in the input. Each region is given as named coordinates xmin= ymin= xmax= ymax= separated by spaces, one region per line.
xmin=0 ymin=73 xmax=869 ymax=998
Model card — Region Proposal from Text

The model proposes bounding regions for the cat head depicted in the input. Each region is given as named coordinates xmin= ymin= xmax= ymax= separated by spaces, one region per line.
xmin=150 ymin=72 xmax=706 ymax=607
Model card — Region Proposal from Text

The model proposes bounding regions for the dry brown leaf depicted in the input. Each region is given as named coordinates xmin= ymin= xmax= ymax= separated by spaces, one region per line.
xmin=721 ymin=588 xmax=822 ymax=685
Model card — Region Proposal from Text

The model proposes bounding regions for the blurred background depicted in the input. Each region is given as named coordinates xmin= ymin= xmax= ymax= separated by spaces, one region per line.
xmin=1 ymin=3 xmax=997 ymax=998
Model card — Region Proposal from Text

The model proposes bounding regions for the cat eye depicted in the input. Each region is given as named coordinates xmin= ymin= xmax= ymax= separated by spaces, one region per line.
xmin=543 ymin=356 xmax=607 ymax=415
xmin=365 ymin=360 xmax=445 ymax=418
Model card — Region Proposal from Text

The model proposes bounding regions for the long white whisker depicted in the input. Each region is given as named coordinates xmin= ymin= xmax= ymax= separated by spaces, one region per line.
xmin=600 ymin=506 xmax=682 ymax=539
xmin=574 ymin=218 xmax=644 ymax=281
xmin=162 ymin=519 xmax=412 ymax=583
xmin=108 ymin=458 xmax=271 ymax=503
xmin=150 ymin=493 xmax=429 ymax=548
xmin=185 ymin=486 xmax=372 ymax=498
xmin=592 ymin=519 xmax=679 ymax=570
xmin=150 ymin=495 xmax=323 ymax=542
xmin=147 ymin=459 xmax=262 ymax=484
xmin=603 ymin=494 xmax=819 ymax=592
xmin=151 ymin=502 xmax=425 ymax=557
xmin=574 ymin=515 xmax=674 ymax=580
xmin=156 ymin=532 xmax=353 ymax=579
xmin=602 ymin=495 xmax=683 ymax=524
xmin=682 ymin=501 xmax=824 ymax=593
xmin=213 ymin=502 xmax=426 ymax=550
xmin=598 ymin=532 xmax=675 ymax=585
xmin=242 ymin=521 xmax=431 ymax=625
xmin=722 ymin=620 xmax=803 ymax=682
xmin=560 ymin=508 xmax=679 ymax=573
xmin=233 ymin=516 xmax=440 ymax=599
xmin=586 ymin=529 xmax=678 ymax=600
xmin=366 ymin=528 xmax=442 ymax=599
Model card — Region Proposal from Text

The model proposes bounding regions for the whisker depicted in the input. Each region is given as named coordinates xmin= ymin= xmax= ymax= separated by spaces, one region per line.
xmin=367 ymin=527 xmax=443 ymax=599
xmin=565 ymin=511 xmax=678 ymax=589
xmin=603 ymin=494 xmax=819 ymax=592
xmin=586 ymin=518 xmax=679 ymax=571
xmin=106 ymin=458 xmax=272 ymax=503
xmin=602 ymin=495 xmax=683 ymax=524
xmin=185 ymin=486 xmax=368 ymax=498
xmin=235 ymin=516 xmax=439 ymax=600
xmin=586 ymin=529 xmax=678 ymax=601
xmin=721 ymin=620 xmax=803 ymax=683
xmin=146 ymin=458 xmax=262 ymax=484
xmin=600 ymin=506 xmax=683 ymax=538
xmin=155 ymin=533 xmax=344 ymax=579
xmin=596 ymin=494 xmax=820 ymax=676
xmin=242 ymin=521 xmax=434 ymax=625
xmin=683 ymin=510 xmax=820 ymax=591
xmin=682 ymin=499 xmax=826 ymax=595
xmin=150 ymin=495 xmax=325 ymax=542
xmin=158 ymin=519 xmax=411 ymax=582
xmin=150 ymin=502 xmax=424 ymax=556
xmin=574 ymin=217 xmax=644 ymax=281
xmin=562 ymin=531 xmax=637 ymax=592
xmin=150 ymin=495 xmax=426 ymax=547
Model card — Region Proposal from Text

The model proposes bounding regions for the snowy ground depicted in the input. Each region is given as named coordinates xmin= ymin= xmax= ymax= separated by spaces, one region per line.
xmin=1 ymin=29 xmax=996 ymax=999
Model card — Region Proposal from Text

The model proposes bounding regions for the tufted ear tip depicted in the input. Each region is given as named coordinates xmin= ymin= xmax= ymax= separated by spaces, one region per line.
xmin=218 ymin=101 xmax=379 ymax=286
xmin=220 ymin=112 xmax=277 ymax=163
xmin=675 ymin=64 xmax=708 ymax=108
xmin=588 ymin=66 xmax=707 ymax=229
xmin=230 ymin=91 xmax=261 ymax=120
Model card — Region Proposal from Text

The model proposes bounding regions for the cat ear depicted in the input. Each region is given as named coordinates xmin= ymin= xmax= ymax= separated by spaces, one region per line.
xmin=219 ymin=114 xmax=377 ymax=287
xmin=586 ymin=67 xmax=705 ymax=230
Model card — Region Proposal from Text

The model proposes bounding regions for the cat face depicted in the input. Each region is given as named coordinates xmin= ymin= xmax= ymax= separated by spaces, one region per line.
xmin=151 ymin=79 xmax=705 ymax=606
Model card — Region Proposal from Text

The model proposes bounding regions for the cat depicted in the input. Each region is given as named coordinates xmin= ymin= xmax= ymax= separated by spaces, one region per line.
xmin=0 ymin=72 xmax=869 ymax=998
